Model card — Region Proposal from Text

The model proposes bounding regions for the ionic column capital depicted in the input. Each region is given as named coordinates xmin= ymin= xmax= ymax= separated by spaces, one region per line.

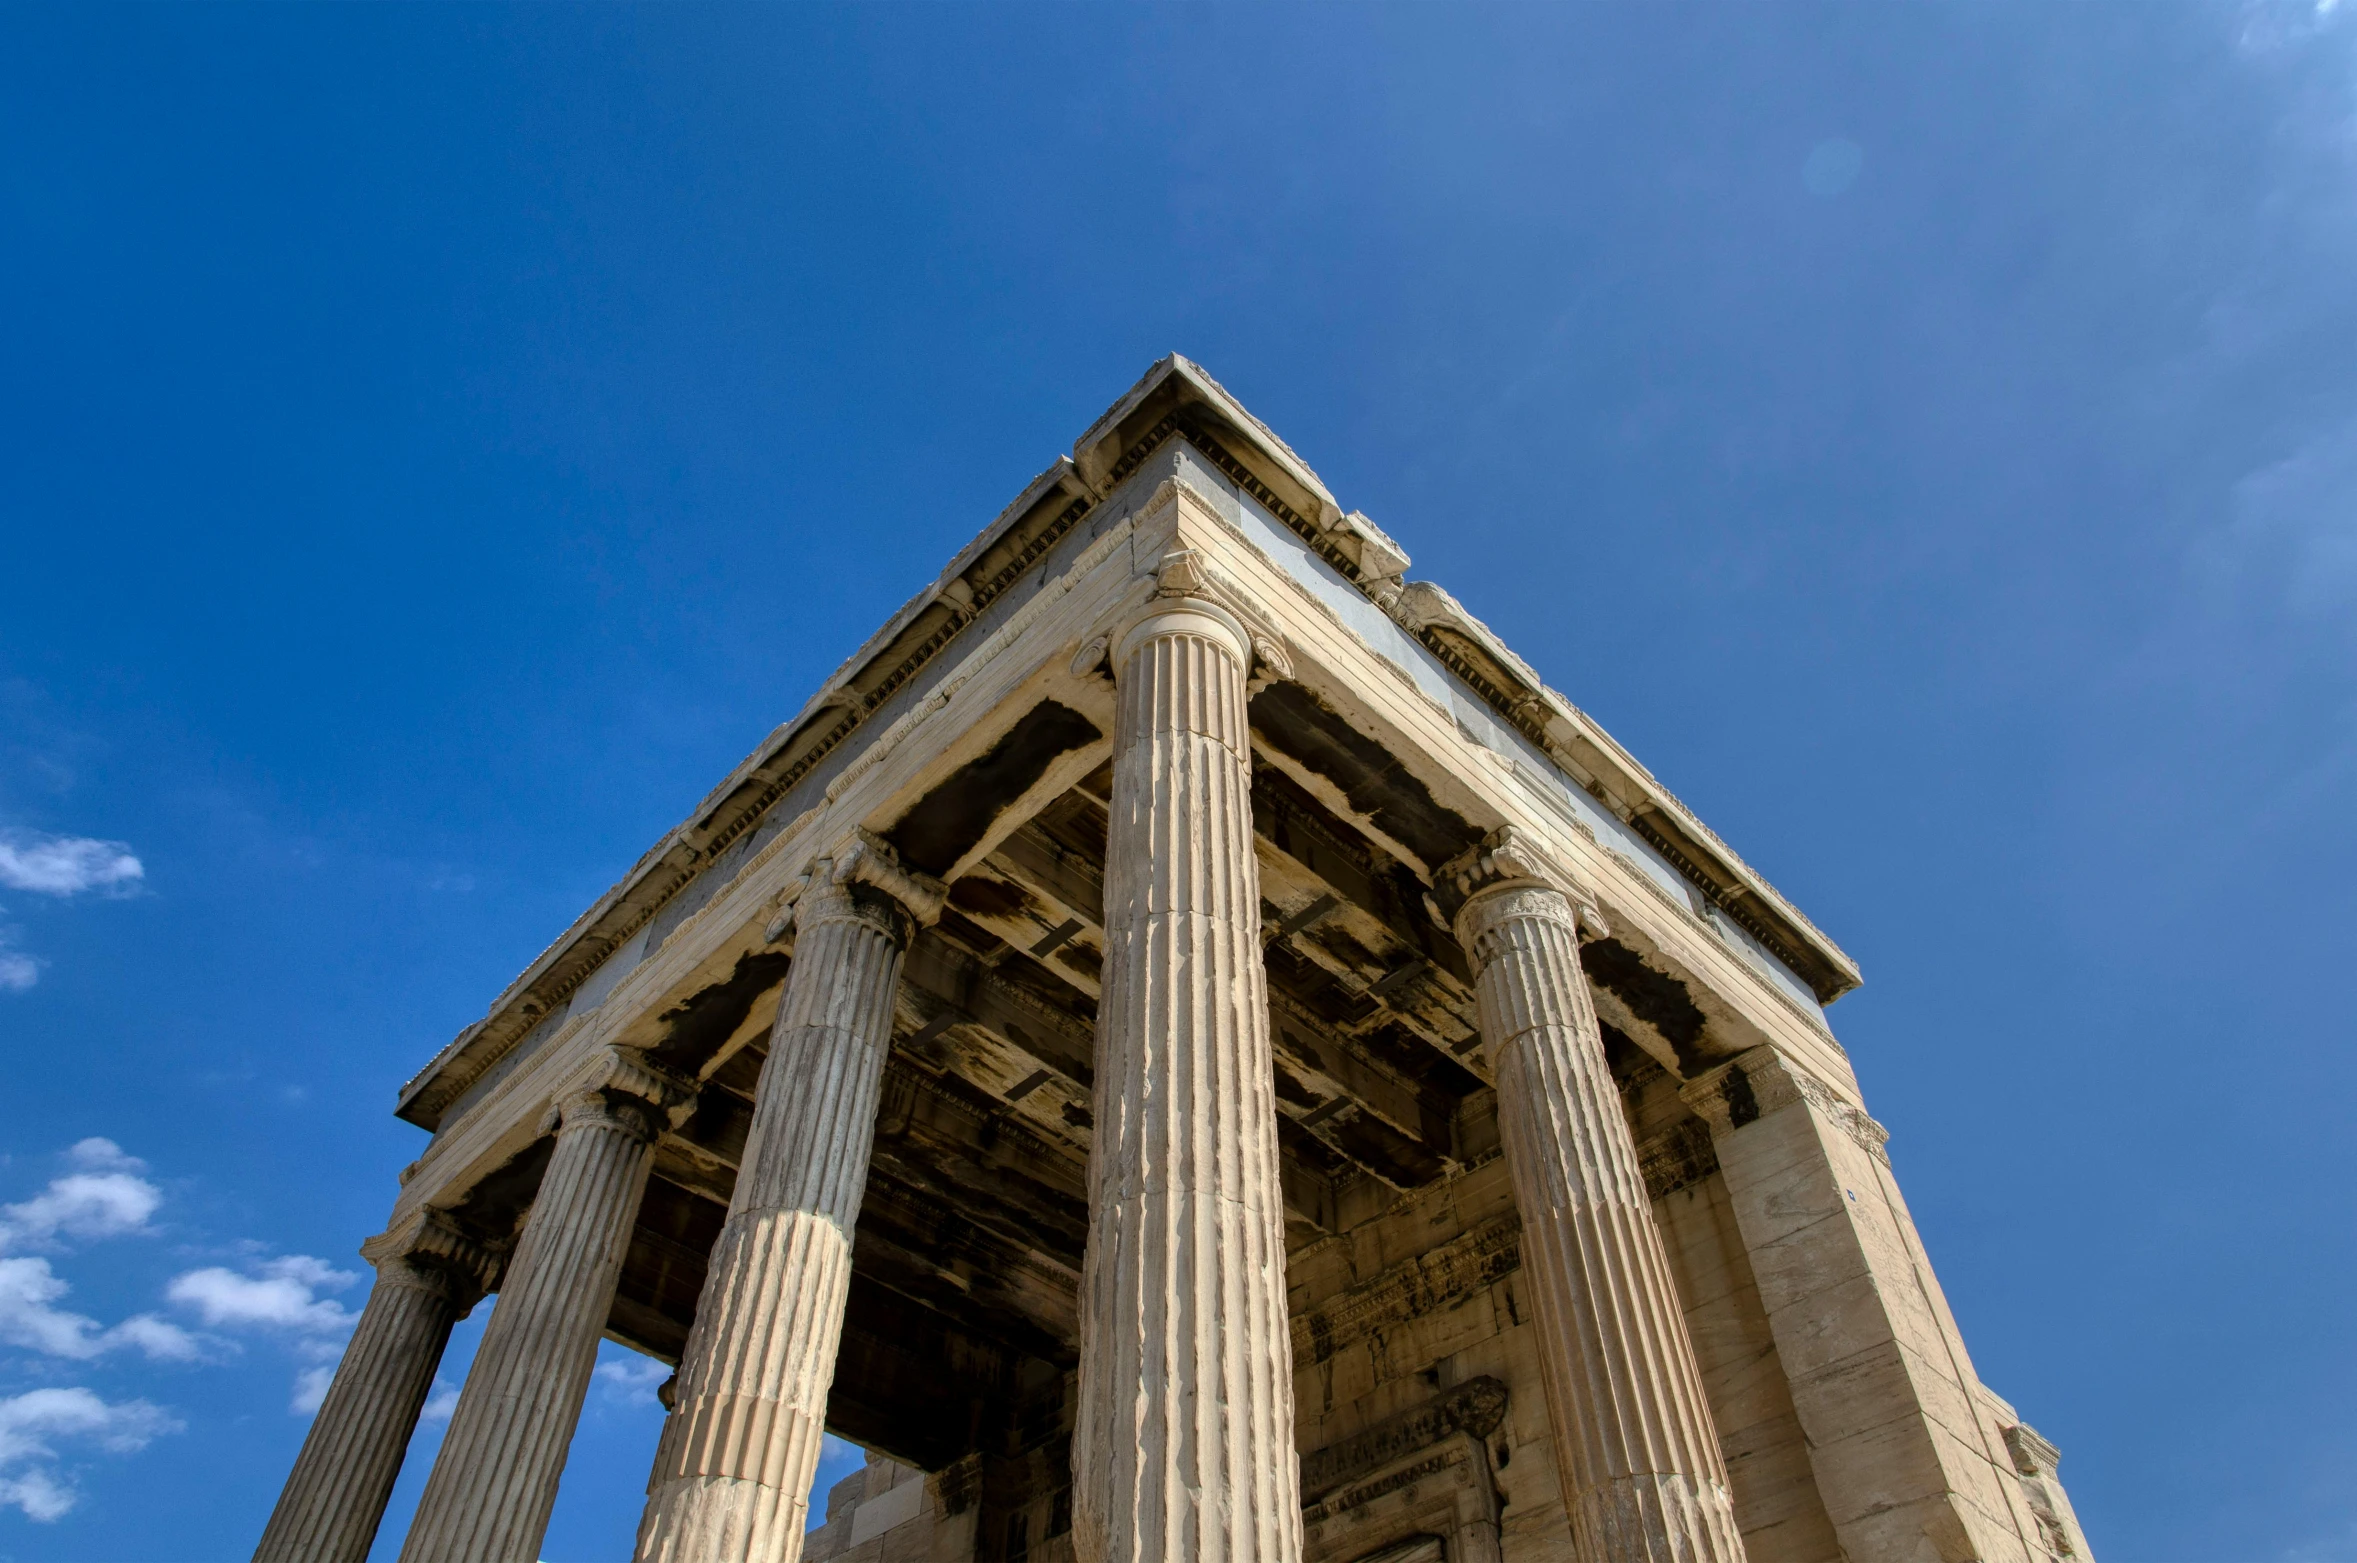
xmin=541 ymin=1046 xmax=698 ymax=1145
xmin=1679 ymin=1044 xmax=1889 ymax=1162
xmin=360 ymin=1208 xmax=504 ymax=1311
xmin=762 ymin=828 xmax=946 ymax=946
xmin=1435 ymin=826 xmax=1607 ymax=950
xmin=1077 ymin=548 xmax=1292 ymax=695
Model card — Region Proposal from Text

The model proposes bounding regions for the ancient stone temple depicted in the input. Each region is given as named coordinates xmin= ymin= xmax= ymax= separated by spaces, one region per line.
xmin=255 ymin=358 xmax=2095 ymax=1563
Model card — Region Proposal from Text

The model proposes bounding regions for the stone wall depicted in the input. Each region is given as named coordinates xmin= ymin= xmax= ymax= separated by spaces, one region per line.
xmin=805 ymin=1453 xmax=985 ymax=1563
xmin=1282 ymin=1066 xmax=1846 ymax=1563
xmin=803 ymin=1051 xmax=2079 ymax=1563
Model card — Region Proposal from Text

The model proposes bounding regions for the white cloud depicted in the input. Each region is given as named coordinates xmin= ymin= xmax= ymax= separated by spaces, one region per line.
xmin=106 ymin=1311 xmax=203 ymax=1361
xmin=0 ymin=1258 xmax=103 ymax=1358
xmin=0 ymin=1387 xmax=179 ymax=1521
xmin=0 ymin=831 xmax=143 ymax=897
xmin=420 ymin=1378 xmax=460 ymax=1424
xmin=166 ymin=1255 xmax=356 ymax=1334
xmin=0 ymin=1257 xmax=199 ymax=1362
xmin=0 ymin=1140 xmax=162 ymax=1251
xmin=0 ymin=1143 xmax=193 ymax=1362
xmin=0 ymin=936 xmax=35 ymax=993
xmin=63 ymin=1139 xmax=141 ymax=1175
xmin=594 ymin=1355 xmax=671 ymax=1407
xmin=287 ymin=1332 xmax=349 ymax=1413
xmin=167 ymin=1254 xmax=359 ymax=1410
xmin=291 ymin=1363 xmax=338 ymax=1416
xmin=0 ymin=1467 xmax=73 ymax=1523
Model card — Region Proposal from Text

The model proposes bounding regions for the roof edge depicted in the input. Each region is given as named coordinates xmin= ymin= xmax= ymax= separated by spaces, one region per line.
xmin=401 ymin=357 xmax=1859 ymax=1128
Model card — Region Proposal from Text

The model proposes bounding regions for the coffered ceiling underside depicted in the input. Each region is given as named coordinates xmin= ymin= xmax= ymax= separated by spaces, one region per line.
xmin=432 ymin=689 xmax=1748 ymax=1473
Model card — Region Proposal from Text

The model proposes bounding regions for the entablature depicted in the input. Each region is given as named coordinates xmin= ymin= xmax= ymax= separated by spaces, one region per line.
xmin=396 ymin=356 xmax=1859 ymax=1182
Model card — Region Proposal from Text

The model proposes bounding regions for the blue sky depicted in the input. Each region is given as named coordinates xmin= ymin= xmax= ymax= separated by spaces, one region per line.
xmin=1 ymin=4 xmax=2353 ymax=1559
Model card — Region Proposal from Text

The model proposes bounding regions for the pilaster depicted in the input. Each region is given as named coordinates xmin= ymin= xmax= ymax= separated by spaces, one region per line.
xmin=1681 ymin=1046 xmax=2039 ymax=1563
xmin=252 ymin=1210 xmax=499 ymax=1563
xmin=635 ymin=835 xmax=945 ymax=1563
xmin=1440 ymin=826 xmax=1747 ymax=1563
xmin=1071 ymin=549 xmax=1304 ymax=1563
xmin=397 ymin=1047 xmax=692 ymax=1563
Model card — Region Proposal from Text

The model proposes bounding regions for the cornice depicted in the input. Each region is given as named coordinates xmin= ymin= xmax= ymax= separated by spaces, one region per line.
xmin=1385 ymin=580 xmax=1857 ymax=1005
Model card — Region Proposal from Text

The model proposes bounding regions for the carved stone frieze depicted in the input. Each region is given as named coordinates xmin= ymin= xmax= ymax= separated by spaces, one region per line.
xmin=1291 ymin=1213 xmax=1523 ymax=1369
xmin=1303 ymin=1444 xmax=1474 ymax=1531
xmin=1299 ymin=1376 xmax=1508 ymax=1563
xmin=1299 ymin=1377 xmax=1509 ymax=1505
xmin=1635 ymin=1117 xmax=1722 ymax=1202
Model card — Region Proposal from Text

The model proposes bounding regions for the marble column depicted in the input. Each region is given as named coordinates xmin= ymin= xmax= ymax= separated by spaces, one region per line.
xmin=1072 ymin=558 xmax=1303 ymax=1563
xmin=1440 ymin=828 xmax=1746 ymax=1563
xmin=252 ymin=1211 xmax=498 ymax=1563
xmin=636 ymin=835 xmax=943 ymax=1563
xmin=398 ymin=1048 xmax=689 ymax=1563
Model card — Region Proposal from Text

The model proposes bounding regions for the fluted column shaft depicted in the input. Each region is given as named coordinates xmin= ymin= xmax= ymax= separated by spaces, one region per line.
xmin=635 ymin=868 xmax=918 ymax=1563
xmin=1459 ymin=878 xmax=1746 ymax=1563
xmin=1073 ymin=590 xmax=1303 ymax=1563
xmin=254 ymin=1216 xmax=491 ymax=1563
xmin=399 ymin=1071 xmax=672 ymax=1563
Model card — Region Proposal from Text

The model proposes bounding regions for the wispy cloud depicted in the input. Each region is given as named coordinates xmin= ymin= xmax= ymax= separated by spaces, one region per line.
xmin=291 ymin=1360 xmax=339 ymax=1416
xmin=0 ymin=831 xmax=143 ymax=897
xmin=2216 ymin=413 xmax=2357 ymax=617
xmin=0 ymin=828 xmax=145 ymax=991
xmin=0 ymin=1388 xmax=180 ymax=1521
